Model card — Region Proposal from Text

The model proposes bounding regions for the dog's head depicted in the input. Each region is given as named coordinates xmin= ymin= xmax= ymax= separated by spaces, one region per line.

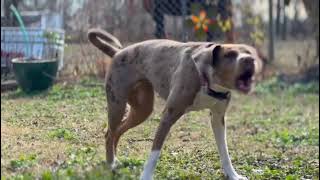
xmin=192 ymin=44 xmax=262 ymax=94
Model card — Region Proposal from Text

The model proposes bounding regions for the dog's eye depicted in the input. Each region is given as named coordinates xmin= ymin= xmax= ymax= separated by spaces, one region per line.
xmin=244 ymin=50 xmax=251 ymax=54
xmin=224 ymin=50 xmax=238 ymax=59
xmin=239 ymin=47 xmax=252 ymax=55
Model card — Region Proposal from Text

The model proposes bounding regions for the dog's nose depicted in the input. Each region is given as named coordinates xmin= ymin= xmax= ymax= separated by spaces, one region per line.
xmin=241 ymin=57 xmax=255 ymax=71
xmin=242 ymin=57 xmax=254 ymax=65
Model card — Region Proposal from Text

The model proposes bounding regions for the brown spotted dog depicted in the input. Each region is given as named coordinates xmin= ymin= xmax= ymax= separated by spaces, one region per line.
xmin=88 ymin=28 xmax=262 ymax=180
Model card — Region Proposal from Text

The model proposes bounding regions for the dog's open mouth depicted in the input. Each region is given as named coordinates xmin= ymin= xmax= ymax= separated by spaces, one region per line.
xmin=236 ymin=69 xmax=254 ymax=93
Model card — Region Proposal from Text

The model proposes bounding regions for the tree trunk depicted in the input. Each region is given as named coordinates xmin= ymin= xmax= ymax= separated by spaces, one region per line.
xmin=302 ymin=0 xmax=319 ymax=58
xmin=225 ymin=0 xmax=235 ymax=43
xmin=268 ymin=0 xmax=275 ymax=62
xmin=276 ymin=0 xmax=281 ymax=37
xmin=281 ymin=5 xmax=287 ymax=40
xmin=279 ymin=0 xmax=319 ymax=83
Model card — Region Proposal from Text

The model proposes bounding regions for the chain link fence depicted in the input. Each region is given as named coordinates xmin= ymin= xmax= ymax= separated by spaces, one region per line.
xmin=59 ymin=0 xmax=316 ymax=81
xmin=144 ymin=0 xmax=233 ymax=41
xmin=1 ymin=0 xmax=318 ymax=81
xmin=64 ymin=0 xmax=234 ymax=43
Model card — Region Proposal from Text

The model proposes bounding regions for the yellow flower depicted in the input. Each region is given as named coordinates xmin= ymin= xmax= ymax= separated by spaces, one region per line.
xmin=218 ymin=17 xmax=232 ymax=32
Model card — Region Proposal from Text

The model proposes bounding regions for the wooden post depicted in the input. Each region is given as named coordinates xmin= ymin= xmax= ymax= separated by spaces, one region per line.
xmin=268 ymin=0 xmax=275 ymax=62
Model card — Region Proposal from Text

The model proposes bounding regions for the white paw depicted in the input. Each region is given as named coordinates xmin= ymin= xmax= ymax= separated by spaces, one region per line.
xmin=108 ymin=157 xmax=120 ymax=170
xmin=140 ymin=173 xmax=152 ymax=180
xmin=227 ymin=174 xmax=248 ymax=180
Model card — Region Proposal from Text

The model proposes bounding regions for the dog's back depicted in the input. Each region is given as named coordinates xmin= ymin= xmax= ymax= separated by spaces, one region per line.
xmin=109 ymin=39 xmax=207 ymax=99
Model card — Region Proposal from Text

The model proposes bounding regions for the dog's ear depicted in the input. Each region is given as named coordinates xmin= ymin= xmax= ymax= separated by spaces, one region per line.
xmin=191 ymin=44 xmax=222 ymax=73
xmin=211 ymin=45 xmax=223 ymax=66
xmin=191 ymin=44 xmax=223 ymax=84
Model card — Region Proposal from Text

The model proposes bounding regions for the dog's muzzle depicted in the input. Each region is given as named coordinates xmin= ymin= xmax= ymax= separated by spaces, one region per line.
xmin=236 ymin=57 xmax=255 ymax=93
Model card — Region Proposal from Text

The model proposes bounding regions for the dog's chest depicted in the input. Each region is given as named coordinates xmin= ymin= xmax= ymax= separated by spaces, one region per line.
xmin=186 ymin=90 xmax=219 ymax=112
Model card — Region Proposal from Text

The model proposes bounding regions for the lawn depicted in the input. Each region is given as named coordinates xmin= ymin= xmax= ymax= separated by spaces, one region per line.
xmin=1 ymin=77 xmax=319 ymax=180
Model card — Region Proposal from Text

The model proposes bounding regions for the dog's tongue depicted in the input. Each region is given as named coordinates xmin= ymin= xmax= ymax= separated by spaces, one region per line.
xmin=238 ymin=80 xmax=251 ymax=92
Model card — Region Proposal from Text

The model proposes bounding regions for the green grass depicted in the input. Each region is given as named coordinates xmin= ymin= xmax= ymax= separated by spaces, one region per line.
xmin=1 ymin=78 xmax=319 ymax=180
xmin=9 ymin=154 xmax=37 ymax=170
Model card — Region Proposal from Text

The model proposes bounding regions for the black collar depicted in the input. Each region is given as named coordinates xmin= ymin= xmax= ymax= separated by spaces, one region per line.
xmin=206 ymin=87 xmax=230 ymax=100
xmin=199 ymin=73 xmax=230 ymax=100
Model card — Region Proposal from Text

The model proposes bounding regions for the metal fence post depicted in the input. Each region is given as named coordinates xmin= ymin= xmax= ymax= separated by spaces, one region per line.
xmin=269 ymin=0 xmax=275 ymax=62
xmin=181 ymin=0 xmax=187 ymax=42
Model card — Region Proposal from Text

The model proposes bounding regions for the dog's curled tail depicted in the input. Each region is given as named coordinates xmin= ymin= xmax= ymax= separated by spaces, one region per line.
xmin=87 ymin=28 xmax=122 ymax=57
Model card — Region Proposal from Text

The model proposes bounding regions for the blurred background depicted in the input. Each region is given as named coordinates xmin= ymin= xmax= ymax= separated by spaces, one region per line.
xmin=1 ymin=0 xmax=319 ymax=88
xmin=1 ymin=1 xmax=319 ymax=179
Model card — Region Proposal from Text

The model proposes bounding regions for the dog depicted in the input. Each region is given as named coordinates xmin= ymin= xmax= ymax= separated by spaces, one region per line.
xmin=87 ymin=28 xmax=262 ymax=180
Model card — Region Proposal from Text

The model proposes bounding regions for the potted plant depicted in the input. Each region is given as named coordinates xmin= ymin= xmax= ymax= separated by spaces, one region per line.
xmin=8 ymin=4 xmax=63 ymax=93
xmin=12 ymin=30 xmax=64 ymax=93
xmin=12 ymin=57 xmax=59 ymax=93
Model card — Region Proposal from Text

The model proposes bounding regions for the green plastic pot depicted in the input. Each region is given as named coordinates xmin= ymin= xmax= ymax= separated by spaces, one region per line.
xmin=12 ymin=58 xmax=58 ymax=93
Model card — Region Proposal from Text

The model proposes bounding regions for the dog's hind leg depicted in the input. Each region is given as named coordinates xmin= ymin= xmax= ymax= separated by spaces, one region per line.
xmin=113 ymin=80 xmax=154 ymax=152
xmin=105 ymin=83 xmax=128 ymax=169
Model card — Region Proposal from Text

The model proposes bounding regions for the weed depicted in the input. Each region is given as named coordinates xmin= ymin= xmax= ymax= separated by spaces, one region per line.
xmin=48 ymin=128 xmax=77 ymax=141
xmin=9 ymin=154 xmax=37 ymax=170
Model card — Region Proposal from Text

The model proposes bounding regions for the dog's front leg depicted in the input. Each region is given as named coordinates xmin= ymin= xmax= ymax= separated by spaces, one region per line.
xmin=140 ymin=80 xmax=196 ymax=180
xmin=210 ymin=102 xmax=247 ymax=180
xmin=140 ymin=106 xmax=184 ymax=180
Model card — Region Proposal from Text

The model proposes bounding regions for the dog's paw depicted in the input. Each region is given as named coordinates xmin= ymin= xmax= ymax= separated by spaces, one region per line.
xmin=111 ymin=158 xmax=119 ymax=170
xmin=140 ymin=176 xmax=152 ymax=180
xmin=227 ymin=174 xmax=248 ymax=180
xmin=107 ymin=157 xmax=121 ymax=170
xmin=140 ymin=170 xmax=153 ymax=180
